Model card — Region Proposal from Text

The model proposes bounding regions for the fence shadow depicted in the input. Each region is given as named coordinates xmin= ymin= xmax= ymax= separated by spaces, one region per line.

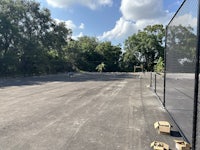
xmin=170 ymin=130 xmax=182 ymax=138
xmin=0 ymin=72 xmax=139 ymax=88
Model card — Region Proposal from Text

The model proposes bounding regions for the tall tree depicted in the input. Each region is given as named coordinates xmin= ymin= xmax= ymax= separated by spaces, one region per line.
xmin=75 ymin=36 xmax=100 ymax=71
xmin=0 ymin=0 xmax=72 ymax=76
xmin=0 ymin=0 xmax=22 ymax=75
xmin=95 ymin=42 xmax=121 ymax=72
xmin=64 ymin=38 xmax=122 ymax=72
xmin=124 ymin=24 xmax=165 ymax=71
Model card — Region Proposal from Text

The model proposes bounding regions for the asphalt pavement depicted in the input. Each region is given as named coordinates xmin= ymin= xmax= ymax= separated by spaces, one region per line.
xmin=0 ymin=72 xmax=183 ymax=150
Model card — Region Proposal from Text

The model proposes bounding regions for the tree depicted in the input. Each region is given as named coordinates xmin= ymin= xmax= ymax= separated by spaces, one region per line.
xmin=64 ymin=38 xmax=122 ymax=72
xmin=0 ymin=0 xmax=72 ymax=76
xmin=96 ymin=62 xmax=106 ymax=72
xmin=95 ymin=42 xmax=121 ymax=72
xmin=120 ymin=51 xmax=139 ymax=72
xmin=124 ymin=24 xmax=165 ymax=71
xmin=74 ymin=36 xmax=100 ymax=71
xmin=45 ymin=22 xmax=72 ymax=73
xmin=155 ymin=57 xmax=164 ymax=73
xmin=0 ymin=0 xmax=22 ymax=75
xmin=62 ymin=39 xmax=80 ymax=72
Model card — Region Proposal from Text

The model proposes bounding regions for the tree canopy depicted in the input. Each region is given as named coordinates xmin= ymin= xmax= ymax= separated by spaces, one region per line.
xmin=64 ymin=37 xmax=122 ymax=72
xmin=123 ymin=24 xmax=165 ymax=71
xmin=0 ymin=0 xmax=167 ymax=76
xmin=0 ymin=0 xmax=72 ymax=76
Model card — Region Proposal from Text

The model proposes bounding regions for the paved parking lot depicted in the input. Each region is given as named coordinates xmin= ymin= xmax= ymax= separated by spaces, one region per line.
xmin=0 ymin=73 xmax=183 ymax=150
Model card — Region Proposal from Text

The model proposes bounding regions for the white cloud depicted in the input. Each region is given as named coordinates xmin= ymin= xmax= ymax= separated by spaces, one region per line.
xmin=120 ymin=0 xmax=166 ymax=20
xmin=46 ymin=0 xmax=113 ymax=9
xmin=99 ymin=0 xmax=112 ymax=5
xmin=72 ymin=32 xmax=84 ymax=40
xmin=64 ymin=20 xmax=77 ymax=30
xmin=46 ymin=0 xmax=73 ymax=8
xmin=99 ymin=17 xmax=137 ymax=41
xmin=99 ymin=17 xmax=170 ymax=42
xmin=54 ymin=19 xmax=86 ymax=31
xmin=99 ymin=0 xmax=172 ymax=42
xmin=170 ymin=14 xmax=197 ymax=28
xmin=54 ymin=19 xmax=86 ymax=41
xmin=79 ymin=23 xmax=85 ymax=29
xmin=54 ymin=19 xmax=76 ymax=30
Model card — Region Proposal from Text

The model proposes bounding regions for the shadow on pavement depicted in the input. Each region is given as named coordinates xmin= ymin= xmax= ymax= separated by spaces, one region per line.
xmin=170 ymin=130 xmax=182 ymax=138
xmin=0 ymin=72 xmax=139 ymax=88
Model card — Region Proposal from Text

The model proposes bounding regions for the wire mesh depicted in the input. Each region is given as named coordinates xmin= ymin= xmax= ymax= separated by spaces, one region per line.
xmin=197 ymin=91 xmax=200 ymax=149
xmin=165 ymin=0 xmax=198 ymax=145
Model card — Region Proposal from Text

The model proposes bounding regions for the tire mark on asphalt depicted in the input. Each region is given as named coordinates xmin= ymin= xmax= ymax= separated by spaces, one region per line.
xmin=60 ymin=80 xmax=128 ymax=149
xmin=0 ymin=76 xmax=131 ymax=149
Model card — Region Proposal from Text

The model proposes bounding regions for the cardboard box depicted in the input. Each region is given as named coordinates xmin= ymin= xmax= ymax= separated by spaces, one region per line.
xmin=174 ymin=140 xmax=191 ymax=150
xmin=150 ymin=141 xmax=169 ymax=150
xmin=154 ymin=121 xmax=171 ymax=134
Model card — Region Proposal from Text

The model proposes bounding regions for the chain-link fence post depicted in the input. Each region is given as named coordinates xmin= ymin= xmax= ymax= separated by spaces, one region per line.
xmin=150 ymin=72 xmax=152 ymax=87
xmin=163 ymin=25 xmax=168 ymax=108
xmin=192 ymin=0 xmax=200 ymax=149
xmin=154 ymin=74 xmax=156 ymax=93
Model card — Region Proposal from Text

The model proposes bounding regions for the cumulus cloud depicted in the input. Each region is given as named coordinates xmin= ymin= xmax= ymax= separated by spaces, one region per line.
xmin=54 ymin=19 xmax=85 ymax=40
xmin=46 ymin=0 xmax=113 ymax=9
xmin=64 ymin=20 xmax=77 ymax=30
xmin=54 ymin=19 xmax=76 ymax=30
xmin=79 ymin=23 xmax=85 ymax=29
xmin=99 ymin=17 xmax=170 ymax=42
xmin=99 ymin=0 xmax=172 ymax=42
xmin=72 ymin=32 xmax=84 ymax=40
xmin=99 ymin=17 xmax=137 ymax=41
xmin=170 ymin=14 xmax=197 ymax=28
xmin=120 ymin=0 xmax=166 ymax=20
xmin=54 ymin=19 xmax=85 ymax=31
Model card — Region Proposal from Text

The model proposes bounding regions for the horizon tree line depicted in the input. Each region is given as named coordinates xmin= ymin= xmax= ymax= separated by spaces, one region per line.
xmin=0 ymin=0 xmax=178 ymax=77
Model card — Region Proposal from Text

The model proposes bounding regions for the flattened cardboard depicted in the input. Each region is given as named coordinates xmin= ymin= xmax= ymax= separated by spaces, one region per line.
xmin=150 ymin=141 xmax=169 ymax=150
xmin=174 ymin=140 xmax=191 ymax=150
xmin=154 ymin=121 xmax=171 ymax=134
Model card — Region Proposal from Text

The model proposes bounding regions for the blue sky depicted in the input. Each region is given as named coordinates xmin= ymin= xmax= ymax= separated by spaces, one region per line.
xmin=35 ymin=0 xmax=185 ymax=45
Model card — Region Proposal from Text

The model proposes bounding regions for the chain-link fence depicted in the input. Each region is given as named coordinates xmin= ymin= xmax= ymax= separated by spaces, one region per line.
xmin=165 ymin=0 xmax=199 ymax=149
